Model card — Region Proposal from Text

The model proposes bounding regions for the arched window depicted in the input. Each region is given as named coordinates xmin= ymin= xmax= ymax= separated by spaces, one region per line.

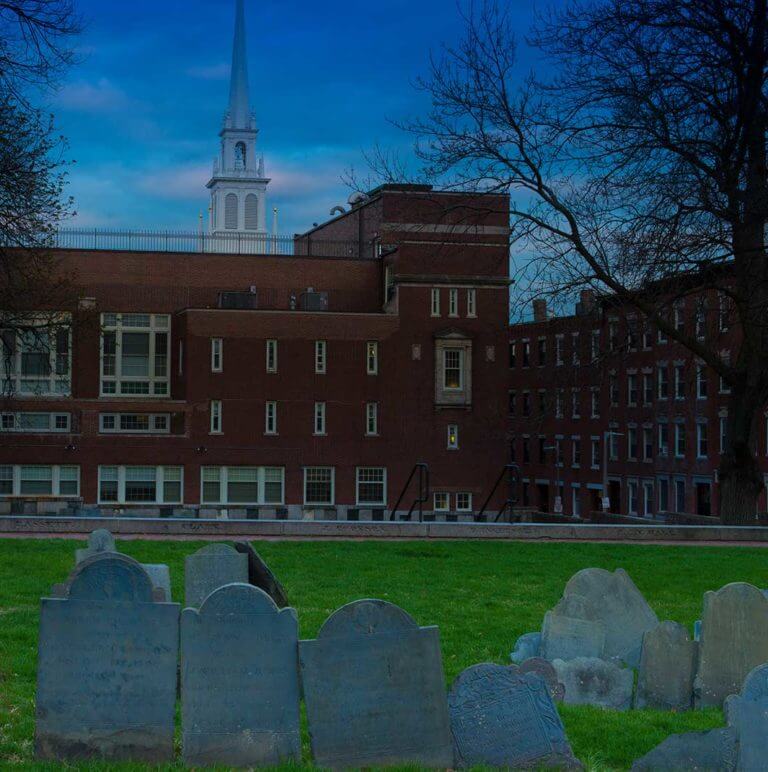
xmin=244 ymin=194 xmax=259 ymax=231
xmin=224 ymin=193 xmax=238 ymax=230
xmin=234 ymin=142 xmax=247 ymax=170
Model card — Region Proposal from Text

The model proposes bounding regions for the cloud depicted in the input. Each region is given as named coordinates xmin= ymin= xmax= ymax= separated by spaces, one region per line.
xmin=186 ymin=62 xmax=230 ymax=81
xmin=54 ymin=78 xmax=130 ymax=114
xmin=136 ymin=162 xmax=211 ymax=200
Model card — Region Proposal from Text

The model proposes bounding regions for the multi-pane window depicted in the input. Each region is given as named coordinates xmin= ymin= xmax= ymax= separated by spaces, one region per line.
xmin=210 ymin=400 xmax=222 ymax=434
xmin=555 ymin=390 xmax=564 ymax=418
xmin=509 ymin=341 xmax=516 ymax=367
xmin=366 ymin=341 xmax=378 ymax=375
xmin=202 ymin=466 xmax=284 ymax=505
xmin=675 ymin=478 xmax=686 ymax=513
xmin=266 ymin=339 xmax=278 ymax=373
xmin=522 ymin=391 xmax=531 ymax=417
xmin=265 ymin=401 xmax=277 ymax=435
xmin=314 ymin=402 xmax=326 ymax=435
xmin=658 ymin=478 xmax=669 ymax=511
xmin=674 ymin=365 xmax=686 ymax=399
xmin=555 ymin=335 xmax=564 ymax=366
xmin=98 ymin=465 xmax=182 ymax=504
xmin=1 ymin=319 xmax=71 ymax=396
xmin=591 ymin=389 xmax=600 ymax=419
xmin=658 ymin=423 xmax=670 ymax=456
xmin=628 ymin=480 xmax=639 ymax=515
xmin=571 ymin=332 xmax=580 ymax=365
xmin=537 ymin=338 xmax=546 ymax=366
xmin=719 ymin=292 xmax=732 ymax=332
xmin=0 ymin=412 xmax=71 ymax=433
xmin=643 ymin=374 xmax=653 ymax=405
xmin=696 ymin=365 xmax=708 ymax=399
xmin=356 ymin=467 xmax=386 ymax=506
xmin=101 ymin=313 xmax=169 ymax=397
xmin=609 ymin=374 xmax=619 ymax=406
xmin=628 ymin=374 xmax=638 ymax=406
xmin=591 ymin=330 xmax=600 ymax=361
xmin=443 ymin=349 xmax=464 ymax=390
xmin=433 ymin=492 xmax=450 ymax=512
xmin=572 ymin=437 xmax=582 ymax=466
xmin=211 ymin=338 xmax=223 ymax=372
xmin=522 ymin=437 xmax=531 ymax=463
xmin=467 ymin=289 xmax=477 ymax=317
xmin=447 ymin=424 xmax=459 ymax=450
xmin=430 ymin=288 xmax=440 ymax=317
xmin=571 ymin=389 xmax=580 ymax=419
xmin=643 ymin=427 xmax=654 ymax=461
xmin=0 ymin=464 xmax=79 ymax=496
xmin=366 ymin=402 xmax=379 ymax=436
xmin=522 ymin=340 xmax=530 ymax=367
xmin=303 ymin=467 xmax=334 ymax=505
xmin=674 ymin=302 xmax=685 ymax=332
xmin=509 ymin=390 xmax=516 ymax=415
xmin=591 ymin=438 xmax=600 ymax=468
xmin=628 ymin=427 xmax=638 ymax=460
xmin=609 ymin=431 xmax=619 ymax=461
xmin=538 ymin=390 xmax=547 ymax=416
xmin=455 ymin=492 xmax=472 ymax=512
xmin=315 ymin=340 xmax=327 ymax=374
xmin=675 ymin=423 xmax=687 ymax=457
xmin=658 ymin=366 xmax=669 ymax=399
xmin=695 ymin=301 xmax=707 ymax=339
xmin=448 ymin=288 xmax=459 ymax=317
xmin=609 ymin=321 xmax=619 ymax=351
xmin=697 ymin=422 xmax=709 ymax=458
xmin=100 ymin=413 xmax=170 ymax=434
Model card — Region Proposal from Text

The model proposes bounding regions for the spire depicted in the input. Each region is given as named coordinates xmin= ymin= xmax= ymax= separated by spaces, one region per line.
xmin=227 ymin=0 xmax=251 ymax=129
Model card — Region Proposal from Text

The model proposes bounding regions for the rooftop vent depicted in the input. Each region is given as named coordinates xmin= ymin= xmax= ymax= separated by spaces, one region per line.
xmin=300 ymin=290 xmax=329 ymax=312
xmin=219 ymin=291 xmax=258 ymax=310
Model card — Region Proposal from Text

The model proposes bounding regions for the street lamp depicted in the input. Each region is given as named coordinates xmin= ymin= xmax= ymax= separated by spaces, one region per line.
xmin=602 ymin=430 xmax=624 ymax=512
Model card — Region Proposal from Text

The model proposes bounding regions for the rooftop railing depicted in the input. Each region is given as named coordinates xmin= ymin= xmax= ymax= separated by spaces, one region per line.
xmin=47 ymin=228 xmax=375 ymax=259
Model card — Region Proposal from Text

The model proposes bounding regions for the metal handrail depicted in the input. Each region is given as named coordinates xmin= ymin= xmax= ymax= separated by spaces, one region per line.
xmin=390 ymin=463 xmax=430 ymax=522
xmin=476 ymin=464 xmax=520 ymax=523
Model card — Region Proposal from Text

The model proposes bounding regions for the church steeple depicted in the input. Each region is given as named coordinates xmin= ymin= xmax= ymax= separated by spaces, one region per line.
xmin=206 ymin=0 xmax=270 ymax=238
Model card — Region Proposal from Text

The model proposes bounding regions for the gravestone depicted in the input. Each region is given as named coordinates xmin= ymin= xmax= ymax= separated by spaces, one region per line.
xmin=448 ymin=663 xmax=580 ymax=769
xmin=636 ymin=621 xmax=697 ymax=710
xmin=141 ymin=564 xmax=172 ymax=602
xmin=631 ymin=728 xmax=738 ymax=771
xmin=694 ymin=583 xmax=768 ymax=708
xmin=553 ymin=657 xmax=634 ymax=710
xmin=181 ymin=583 xmax=301 ymax=766
xmin=74 ymin=528 xmax=116 ymax=563
xmin=35 ymin=554 xmax=179 ymax=762
xmin=724 ymin=663 xmax=768 ymax=771
xmin=233 ymin=541 xmax=289 ymax=607
xmin=299 ymin=599 xmax=453 ymax=768
xmin=517 ymin=657 xmax=566 ymax=702
xmin=184 ymin=543 xmax=248 ymax=607
xmin=544 ymin=568 xmax=658 ymax=666
xmin=510 ymin=631 xmax=541 ymax=664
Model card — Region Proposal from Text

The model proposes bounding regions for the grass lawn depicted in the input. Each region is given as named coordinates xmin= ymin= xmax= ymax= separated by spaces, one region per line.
xmin=1 ymin=538 xmax=765 ymax=770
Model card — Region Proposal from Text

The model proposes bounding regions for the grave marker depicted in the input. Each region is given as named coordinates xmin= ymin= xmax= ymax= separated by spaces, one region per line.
xmin=636 ymin=621 xmax=697 ymax=710
xmin=184 ymin=543 xmax=248 ymax=607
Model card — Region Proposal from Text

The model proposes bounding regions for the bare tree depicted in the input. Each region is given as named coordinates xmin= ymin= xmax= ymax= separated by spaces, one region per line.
xmin=379 ymin=0 xmax=768 ymax=523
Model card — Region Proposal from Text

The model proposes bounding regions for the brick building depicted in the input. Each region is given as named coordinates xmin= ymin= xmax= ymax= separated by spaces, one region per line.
xmin=0 ymin=185 xmax=512 ymax=518
xmin=508 ymin=288 xmax=767 ymax=519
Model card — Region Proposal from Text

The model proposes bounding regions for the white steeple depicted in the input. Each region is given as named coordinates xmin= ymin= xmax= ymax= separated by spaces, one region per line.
xmin=207 ymin=0 xmax=270 ymax=237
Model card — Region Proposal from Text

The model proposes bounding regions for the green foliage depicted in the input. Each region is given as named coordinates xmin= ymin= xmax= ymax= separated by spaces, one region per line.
xmin=1 ymin=538 xmax=763 ymax=770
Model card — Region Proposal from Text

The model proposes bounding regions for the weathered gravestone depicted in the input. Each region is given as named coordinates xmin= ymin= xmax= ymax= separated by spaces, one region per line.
xmin=299 ymin=599 xmax=453 ymax=768
xmin=636 ymin=621 xmax=697 ymax=710
xmin=74 ymin=528 xmax=115 ymax=563
xmin=542 ymin=568 xmax=658 ymax=667
xmin=631 ymin=728 xmax=738 ymax=771
xmin=35 ymin=554 xmax=179 ymax=762
xmin=694 ymin=583 xmax=768 ymax=708
xmin=233 ymin=541 xmax=289 ymax=607
xmin=516 ymin=657 xmax=566 ymax=702
xmin=510 ymin=631 xmax=541 ymax=664
xmin=181 ymin=583 xmax=300 ymax=766
xmin=184 ymin=543 xmax=248 ymax=607
xmin=553 ymin=657 xmax=634 ymax=710
xmin=448 ymin=663 xmax=580 ymax=769
xmin=724 ymin=663 xmax=768 ymax=772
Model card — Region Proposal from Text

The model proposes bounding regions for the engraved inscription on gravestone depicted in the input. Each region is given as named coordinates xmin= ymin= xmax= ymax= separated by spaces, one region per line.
xmin=184 ymin=543 xmax=248 ymax=607
xmin=299 ymin=599 xmax=454 ymax=768
xmin=448 ymin=663 xmax=580 ymax=769
xmin=181 ymin=583 xmax=301 ymax=766
xmin=35 ymin=555 xmax=179 ymax=762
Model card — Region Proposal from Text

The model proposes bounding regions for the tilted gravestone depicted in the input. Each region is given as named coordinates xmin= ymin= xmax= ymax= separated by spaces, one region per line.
xmin=543 ymin=568 xmax=658 ymax=667
xmin=631 ymin=728 xmax=738 ymax=771
xmin=694 ymin=583 xmax=768 ymax=708
xmin=448 ymin=663 xmax=580 ymax=769
xmin=35 ymin=554 xmax=179 ymax=762
xmin=725 ymin=663 xmax=768 ymax=771
xmin=181 ymin=583 xmax=301 ymax=766
xmin=553 ymin=657 xmax=634 ymax=710
xmin=184 ymin=543 xmax=248 ymax=607
xmin=299 ymin=599 xmax=453 ymax=768
xmin=636 ymin=621 xmax=697 ymax=711
xmin=510 ymin=631 xmax=541 ymax=664
xmin=233 ymin=541 xmax=289 ymax=607
xmin=516 ymin=657 xmax=566 ymax=702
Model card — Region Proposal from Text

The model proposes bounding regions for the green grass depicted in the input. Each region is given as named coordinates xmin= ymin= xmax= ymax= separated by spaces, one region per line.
xmin=1 ymin=538 xmax=765 ymax=770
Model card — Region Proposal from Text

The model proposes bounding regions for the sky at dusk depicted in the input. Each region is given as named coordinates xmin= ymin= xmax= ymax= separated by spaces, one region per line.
xmin=47 ymin=0 xmax=556 ymax=235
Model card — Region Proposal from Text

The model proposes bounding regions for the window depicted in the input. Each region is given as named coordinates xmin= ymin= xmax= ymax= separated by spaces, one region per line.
xmin=509 ymin=390 xmax=516 ymax=415
xmin=572 ymin=437 xmax=582 ymax=466
xmin=657 ymin=320 xmax=668 ymax=344
xmin=266 ymin=339 xmax=278 ymax=373
xmin=609 ymin=431 xmax=619 ymax=461
xmin=265 ymin=401 xmax=277 ymax=435
xmin=522 ymin=340 xmax=530 ymax=367
xmin=658 ymin=478 xmax=669 ymax=512
xmin=211 ymin=338 xmax=223 ymax=372
xmin=314 ymin=402 xmax=326 ymax=435
xmin=609 ymin=321 xmax=619 ymax=351
xmin=675 ymin=423 xmax=687 ymax=458
xmin=627 ymin=317 xmax=639 ymax=350
xmin=628 ymin=480 xmax=639 ymax=515
xmin=628 ymin=427 xmax=638 ymax=460
xmin=571 ymin=389 xmax=580 ymax=419
xmin=658 ymin=423 xmax=670 ymax=457
xmin=695 ymin=301 xmax=707 ymax=339
xmin=224 ymin=193 xmax=238 ymax=229
xmin=366 ymin=402 xmax=379 ymax=436
xmin=467 ymin=289 xmax=477 ymax=318
xmin=719 ymin=292 xmax=732 ymax=332
xmin=555 ymin=335 xmax=564 ymax=366
xmin=1 ymin=318 xmax=71 ymax=396
xmin=509 ymin=438 xmax=517 ymax=463
xmin=0 ymin=412 xmax=71 ymax=433
xmin=522 ymin=437 xmax=531 ymax=463
xmin=538 ymin=391 xmax=547 ymax=416
xmin=434 ymin=492 xmax=450 ymax=512
xmin=591 ymin=438 xmax=600 ymax=468
xmin=356 ymin=467 xmax=386 ymax=506
xmin=696 ymin=365 xmax=708 ymax=399
xmin=555 ymin=390 xmax=564 ymax=419
xmin=304 ymin=467 xmax=334 ymax=506
xmin=590 ymin=330 xmax=600 ymax=361
xmin=628 ymin=375 xmax=638 ymax=406
xmin=642 ymin=322 xmax=653 ymax=350
xmin=443 ymin=348 xmax=464 ymax=389
xmin=201 ymin=466 xmax=284 ymax=505
xmin=537 ymin=338 xmax=547 ymax=366
xmin=609 ymin=374 xmax=619 ymax=406
xmin=674 ymin=302 xmax=685 ymax=332
xmin=101 ymin=313 xmax=169 ymax=397
xmin=244 ymin=194 xmax=259 ymax=230
xmin=538 ymin=437 xmax=547 ymax=463
xmin=18 ymin=466 xmax=59 ymax=496
xmin=643 ymin=427 xmax=653 ymax=461
xmin=447 ymin=424 xmax=459 ymax=450
xmin=522 ymin=392 xmax=531 ymax=417
xmin=675 ymin=478 xmax=686 ymax=513
xmin=697 ymin=422 xmax=709 ymax=458
xmin=448 ymin=288 xmax=459 ymax=317
xmin=674 ymin=364 xmax=686 ymax=399
xmin=315 ymin=340 xmax=327 ymax=374
xmin=571 ymin=333 xmax=580 ymax=365
xmin=99 ymin=465 xmax=181 ymax=504
xmin=509 ymin=341 xmax=516 ymax=367
xmin=591 ymin=389 xmax=600 ymax=419
xmin=658 ymin=366 xmax=669 ymax=399
xmin=99 ymin=413 xmax=170 ymax=434
xmin=210 ymin=400 xmax=222 ymax=434
xmin=721 ymin=414 xmax=728 ymax=454
xmin=456 ymin=492 xmax=472 ymax=512
xmin=366 ymin=341 xmax=378 ymax=375
xmin=643 ymin=374 xmax=653 ymax=405
xmin=431 ymin=288 xmax=440 ymax=317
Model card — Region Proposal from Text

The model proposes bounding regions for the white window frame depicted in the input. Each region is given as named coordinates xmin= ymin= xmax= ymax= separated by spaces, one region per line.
xmin=590 ymin=438 xmax=600 ymax=469
xmin=455 ymin=492 xmax=472 ymax=512
xmin=657 ymin=366 xmax=669 ymax=400
xmin=314 ymin=402 xmax=326 ymax=436
xmin=696 ymin=365 xmax=708 ymax=399
xmin=430 ymin=288 xmax=440 ymax=317
xmin=98 ymin=465 xmax=182 ymax=505
xmin=265 ymin=401 xmax=277 ymax=435
xmin=658 ymin=422 xmax=670 ymax=457
xmin=210 ymin=400 xmax=222 ymax=434
xmin=674 ymin=422 xmax=686 ymax=458
xmin=467 ymin=289 xmax=477 ymax=318
xmin=448 ymin=288 xmax=459 ymax=317
xmin=628 ymin=479 xmax=639 ymax=515
xmin=443 ymin=348 xmax=464 ymax=391
xmin=303 ymin=466 xmax=335 ymax=506
xmin=266 ymin=339 xmax=278 ymax=373
xmin=366 ymin=341 xmax=379 ymax=375
xmin=697 ymin=421 xmax=709 ymax=459
xmin=356 ymin=467 xmax=387 ymax=506
xmin=0 ymin=464 xmax=79 ymax=497
xmin=0 ymin=412 xmax=71 ymax=433
xmin=211 ymin=338 xmax=223 ymax=372
xmin=674 ymin=364 xmax=685 ymax=400
xmin=99 ymin=413 xmax=170 ymax=434
xmin=315 ymin=340 xmax=327 ymax=374
xmin=434 ymin=491 xmax=450 ymax=512
xmin=201 ymin=466 xmax=284 ymax=506
xmin=571 ymin=332 xmax=580 ymax=365
xmin=555 ymin=335 xmax=564 ymax=366
xmin=366 ymin=402 xmax=378 ymax=436
xmin=447 ymin=423 xmax=459 ymax=450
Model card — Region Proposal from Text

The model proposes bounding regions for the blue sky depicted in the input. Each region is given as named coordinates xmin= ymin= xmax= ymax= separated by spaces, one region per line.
xmin=48 ymin=0 xmax=552 ymax=235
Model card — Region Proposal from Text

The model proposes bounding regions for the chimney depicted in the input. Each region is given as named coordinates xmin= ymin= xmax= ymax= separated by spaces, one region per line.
xmin=533 ymin=299 xmax=548 ymax=322
xmin=579 ymin=290 xmax=595 ymax=312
